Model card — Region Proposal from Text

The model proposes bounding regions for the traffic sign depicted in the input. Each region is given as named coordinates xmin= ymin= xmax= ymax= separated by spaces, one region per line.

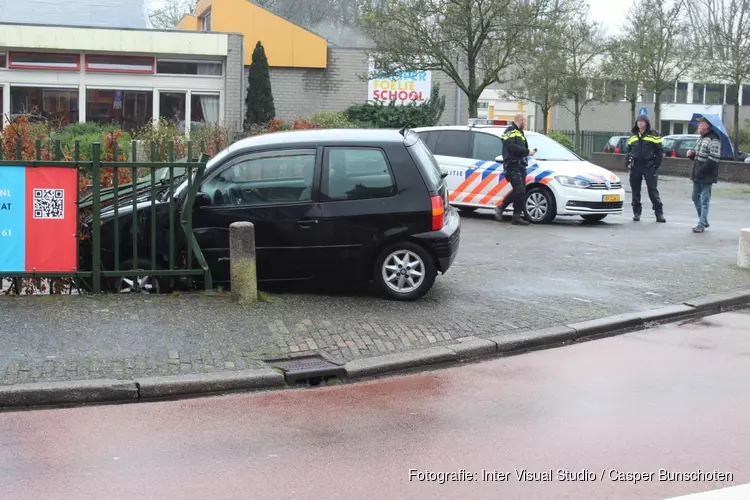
xmin=638 ymin=107 xmax=648 ymax=116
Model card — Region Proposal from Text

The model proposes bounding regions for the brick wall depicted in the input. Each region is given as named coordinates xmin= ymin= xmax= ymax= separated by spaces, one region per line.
xmin=590 ymin=152 xmax=750 ymax=184
xmin=224 ymin=33 xmax=244 ymax=132
xmin=255 ymin=47 xmax=468 ymax=125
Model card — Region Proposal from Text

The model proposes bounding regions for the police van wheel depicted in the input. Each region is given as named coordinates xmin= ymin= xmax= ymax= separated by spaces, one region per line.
xmin=524 ymin=187 xmax=557 ymax=224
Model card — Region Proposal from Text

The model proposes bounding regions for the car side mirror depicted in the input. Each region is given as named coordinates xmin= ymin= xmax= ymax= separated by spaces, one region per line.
xmin=195 ymin=192 xmax=212 ymax=207
xmin=494 ymin=155 xmax=503 ymax=163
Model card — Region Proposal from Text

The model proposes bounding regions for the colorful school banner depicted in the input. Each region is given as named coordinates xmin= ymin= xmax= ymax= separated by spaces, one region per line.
xmin=367 ymin=69 xmax=432 ymax=104
xmin=0 ymin=166 xmax=78 ymax=273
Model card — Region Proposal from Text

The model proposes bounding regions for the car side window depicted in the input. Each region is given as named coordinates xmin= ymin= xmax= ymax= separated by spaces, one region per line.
xmin=201 ymin=150 xmax=315 ymax=206
xmin=322 ymin=148 xmax=396 ymax=201
xmin=472 ymin=132 xmax=504 ymax=162
xmin=433 ymin=130 xmax=471 ymax=158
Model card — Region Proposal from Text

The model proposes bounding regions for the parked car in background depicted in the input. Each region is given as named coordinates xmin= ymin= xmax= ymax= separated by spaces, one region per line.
xmin=603 ymin=135 xmax=629 ymax=154
xmin=662 ymin=134 xmax=748 ymax=161
xmin=413 ymin=125 xmax=626 ymax=224
xmin=83 ymin=129 xmax=461 ymax=301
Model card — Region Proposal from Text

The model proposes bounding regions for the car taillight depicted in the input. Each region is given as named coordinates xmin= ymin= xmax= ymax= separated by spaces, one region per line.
xmin=431 ymin=195 xmax=444 ymax=231
xmin=671 ymin=151 xmax=677 ymax=157
xmin=614 ymin=147 xmax=620 ymax=154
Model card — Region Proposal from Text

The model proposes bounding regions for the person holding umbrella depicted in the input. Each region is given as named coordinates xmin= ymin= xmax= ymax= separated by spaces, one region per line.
xmin=687 ymin=114 xmax=727 ymax=233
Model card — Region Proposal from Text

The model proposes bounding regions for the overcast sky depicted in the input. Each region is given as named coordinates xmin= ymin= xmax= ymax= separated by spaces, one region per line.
xmin=148 ymin=0 xmax=630 ymax=35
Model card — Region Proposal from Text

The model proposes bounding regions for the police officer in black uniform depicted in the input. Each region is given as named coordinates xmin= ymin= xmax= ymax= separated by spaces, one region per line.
xmin=494 ymin=113 xmax=536 ymax=226
xmin=626 ymin=114 xmax=666 ymax=223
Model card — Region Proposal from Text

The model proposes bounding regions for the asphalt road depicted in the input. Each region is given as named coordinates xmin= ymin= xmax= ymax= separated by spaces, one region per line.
xmin=0 ymin=310 xmax=748 ymax=500
xmin=1 ymin=175 xmax=749 ymax=385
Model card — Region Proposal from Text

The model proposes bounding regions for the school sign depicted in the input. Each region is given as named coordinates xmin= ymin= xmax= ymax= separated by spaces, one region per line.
xmin=368 ymin=68 xmax=433 ymax=104
xmin=0 ymin=166 xmax=78 ymax=273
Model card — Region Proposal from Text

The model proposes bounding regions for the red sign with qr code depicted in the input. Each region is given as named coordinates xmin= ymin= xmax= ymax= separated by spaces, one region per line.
xmin=24 ymin=167 xmax=78 ymax=272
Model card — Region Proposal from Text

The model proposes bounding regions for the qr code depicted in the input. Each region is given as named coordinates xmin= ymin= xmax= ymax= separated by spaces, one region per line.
xmin=33 ymin=189 xmax=65 ymax=219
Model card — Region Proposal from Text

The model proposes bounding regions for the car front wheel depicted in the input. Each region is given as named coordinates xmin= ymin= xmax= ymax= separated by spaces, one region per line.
xmin=524 ymin=187 xmax=557 ymax=224
xmin=374 ymin=242 xmax=437 ymax=301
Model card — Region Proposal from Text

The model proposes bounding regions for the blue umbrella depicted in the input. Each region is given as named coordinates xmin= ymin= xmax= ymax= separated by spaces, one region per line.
xmin=689 ymin=113 xmax=734 ymax=158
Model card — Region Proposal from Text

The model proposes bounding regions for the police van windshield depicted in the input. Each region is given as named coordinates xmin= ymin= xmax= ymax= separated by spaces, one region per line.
xmin=526 ymin=135 xmax=581 ymax=161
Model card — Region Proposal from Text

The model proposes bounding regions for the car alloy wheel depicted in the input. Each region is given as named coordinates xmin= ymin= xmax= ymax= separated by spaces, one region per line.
xmin=525 ymin=191 xmax=549 ymax=222
xmin=382 ymin=250 xmax=425 ymax=294
xmin=119 ymin=275 xmax=160 ymax=294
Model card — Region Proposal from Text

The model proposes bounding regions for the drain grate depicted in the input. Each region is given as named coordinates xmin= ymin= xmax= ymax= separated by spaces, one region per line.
xmin=268 ymin=356 xmax=346 ymax=385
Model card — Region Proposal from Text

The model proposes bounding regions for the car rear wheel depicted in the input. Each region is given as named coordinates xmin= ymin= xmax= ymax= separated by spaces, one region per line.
xmin=110 ymin=259 xmax=167 ymax=294
xmin=581 ymin=214 xmax=608 ymax=223
xmin=374 ymin=242 xmax=437 ymax=301
xmin=524 ymin=187 xmax=557 ymax=224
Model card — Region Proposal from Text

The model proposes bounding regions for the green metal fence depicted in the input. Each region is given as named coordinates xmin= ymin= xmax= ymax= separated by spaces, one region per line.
xmin=0 ymin=138 xmax=216 ymax=294
xmin=552 ymin=130 xmax=625 ymax=158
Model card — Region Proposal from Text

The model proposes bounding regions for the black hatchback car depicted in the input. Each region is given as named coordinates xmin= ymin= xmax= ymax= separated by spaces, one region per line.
xmin=89 ymin=129 xmax=461 ymax=301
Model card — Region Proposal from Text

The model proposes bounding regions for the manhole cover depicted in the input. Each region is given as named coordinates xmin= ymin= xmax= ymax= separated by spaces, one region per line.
xmin=268 ymin=356 xmax=346 ymax=385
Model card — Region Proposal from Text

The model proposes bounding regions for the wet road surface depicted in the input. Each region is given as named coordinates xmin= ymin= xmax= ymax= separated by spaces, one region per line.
xmin=1 ymin=310 xmax=749 ymax=500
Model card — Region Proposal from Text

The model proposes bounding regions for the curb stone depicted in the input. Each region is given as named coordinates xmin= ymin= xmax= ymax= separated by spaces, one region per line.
xmin=2 ymin=290 xmax=749 ymax=409
xmin=0 ymin=379 xmax=138 ymax=408
xmin=137 ymin=369 xmax=285 ymax=400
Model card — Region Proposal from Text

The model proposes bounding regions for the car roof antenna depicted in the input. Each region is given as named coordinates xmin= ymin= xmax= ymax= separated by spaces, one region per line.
xmin=398 ymin=118 xmax=414 ymax=136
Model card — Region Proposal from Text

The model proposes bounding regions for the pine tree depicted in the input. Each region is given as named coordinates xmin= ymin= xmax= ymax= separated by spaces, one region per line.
xmin=244 ymin=41 xmax=275 ymax=128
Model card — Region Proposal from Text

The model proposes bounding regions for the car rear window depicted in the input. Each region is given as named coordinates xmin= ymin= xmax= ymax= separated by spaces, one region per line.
xmin=662 ymin=138 xmax=675 ymax=149
xmin=608 ymin=136 xmax=622 ymax=146
xmin=408 ymin=138 xmax=444 ymax=191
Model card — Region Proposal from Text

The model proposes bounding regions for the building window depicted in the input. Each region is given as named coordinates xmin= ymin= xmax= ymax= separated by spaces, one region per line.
xmin=693 ymin=84 xmax=705 ymax=104
xmin=87 ymin=89 xmax=153 ymax=132
xmin=705 ymin=84 xmax=723 ymax=104
xmin=9 ymin=52 xmax=80 ymax=70
xmin=477 ymin=102 xmax=489 ymax=109
xmin=0 ymin=52 xmax=6 ymax=68
xmin=660 ymin=120 xmax=672 ymax=135
xmin=86 ymin=55 xmax=154 ymax=74
xmin=10 ymin=87 xmax=79 ymax=125
xmin=641 ymin=91 xmax=655 ymax=104
xmin=607 ymin=81 xmax=626 ymax=101
xmin=191 ymin=93 xmax=220 ymax=126
xmin=726 ymin=85 xmax=739 ymax=105
xmin=662 ymin=84 xmax=675 ymax=103
xmin=156 ymin=60 xmax=222 ymax=76
xmin=201 ymin=11 xmax=212 ymax=31
xmin=159 ymin=92 xmax=187 ymax=128
xmin=675 ymin=82 xmax=688 ymax=103
xmin=673 ymin=122 xmax=685 ymax=134
xmin=0 ymin=86 xmax=4 ymax=130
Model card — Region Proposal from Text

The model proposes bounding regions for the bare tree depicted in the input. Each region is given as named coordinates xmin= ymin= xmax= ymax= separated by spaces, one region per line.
xmin=701 ymin=0 xmax=750 ymax=158
xmin=359 ymin=0 xmax=559 ymax=118
xmin=149 ymin=0 xmax=194 ymax=29
xmin=507 ymin=29 xmax=567 ymax=133
xmin=627 ymin=0 xmax=694 ymax=127
xmin=559 ymin=13 xmax=606 ymax=151
xmin=604 ymin=33 xmax=649 ymax=124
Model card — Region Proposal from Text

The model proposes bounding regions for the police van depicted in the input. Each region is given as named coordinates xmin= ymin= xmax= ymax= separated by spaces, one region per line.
xmin=413 ymin=124 xmax=626 ymax=224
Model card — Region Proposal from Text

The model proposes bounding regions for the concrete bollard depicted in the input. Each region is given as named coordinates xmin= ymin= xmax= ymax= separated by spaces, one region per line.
xmin=229 ymin=221 xmax=258 ymax=304
xmin=739 ymin=228 xmax=750 ymax=269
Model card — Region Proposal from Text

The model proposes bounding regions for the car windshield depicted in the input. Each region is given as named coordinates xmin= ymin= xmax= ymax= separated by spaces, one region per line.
xmin=608 ymin=137 xmax=622 ymax=146
xmin=526 ymin=134 xmax=580 ymax=161
xmin=680 ymin=139 xmax=697 ymax=149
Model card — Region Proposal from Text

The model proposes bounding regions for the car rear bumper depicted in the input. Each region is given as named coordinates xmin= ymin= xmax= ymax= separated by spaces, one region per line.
xmin=413 ymin=207 xmax=461 ymax=273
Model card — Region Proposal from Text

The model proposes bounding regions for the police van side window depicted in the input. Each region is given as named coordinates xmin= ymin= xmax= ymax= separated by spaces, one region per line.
xmin=472 ymin=132 xmax=503 ymax=162
xmin=433 ymin=131 xmax=470 ymax=158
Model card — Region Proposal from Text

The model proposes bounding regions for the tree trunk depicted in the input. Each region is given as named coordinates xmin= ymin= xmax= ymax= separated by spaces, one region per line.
xmin=630 ymin=100 xmax=637 ymax=126
xmin=654 ymin=92 xmax=662 ymax=132
xmin=574 ymin=95 xmax=581 ymax=153
xmin=468 ymin=97 xmax=478 ymax=119
xmin=734 ymin=86 xmax=741 ymax=160
xmin=541 ymin=105 xmax=550 ymax=134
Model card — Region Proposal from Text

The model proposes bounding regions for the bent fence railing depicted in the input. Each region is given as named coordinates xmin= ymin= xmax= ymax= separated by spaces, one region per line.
xmin=0 ymin=139 xmax=218 ymax=294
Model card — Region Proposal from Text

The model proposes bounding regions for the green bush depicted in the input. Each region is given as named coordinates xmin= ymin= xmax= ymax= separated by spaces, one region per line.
xmin=547 ymin=131 xmax=575 ymax=150
xmin=310 ymin=111 xmax=354 ymax=129
xmin=133 ymin=119 xmax=186 ymax=161
xmin=345 ymin=83 xmax=446 ymax=128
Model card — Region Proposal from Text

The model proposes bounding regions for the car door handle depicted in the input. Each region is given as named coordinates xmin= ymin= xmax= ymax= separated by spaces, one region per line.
xmin=297 ymin=219 xmax=319 ymax=227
